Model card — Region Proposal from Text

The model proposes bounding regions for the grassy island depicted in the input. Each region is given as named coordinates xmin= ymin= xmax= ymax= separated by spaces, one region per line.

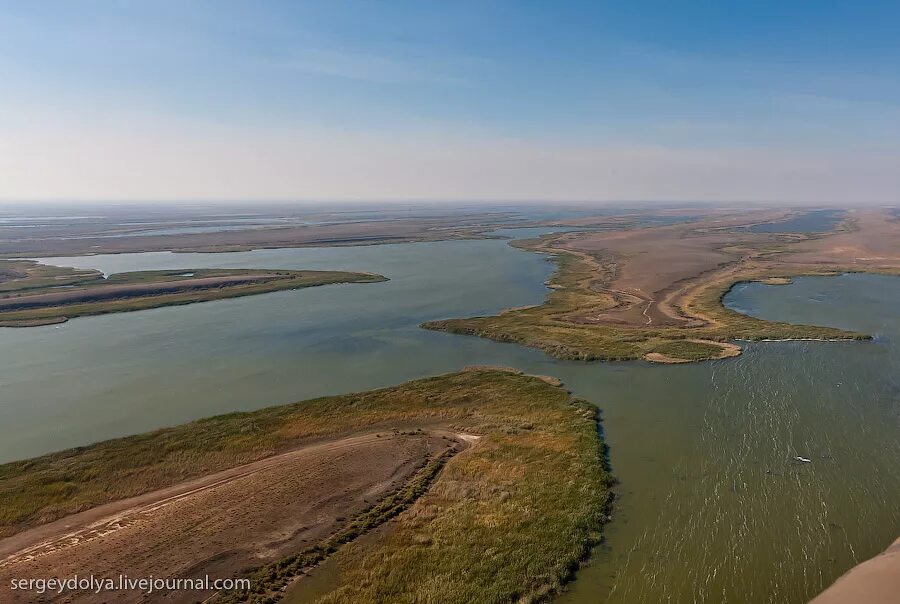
xmin=0 ymin=259 xmax=386 ymax=326
xmin=0 ymin=369 xmax=612 ymax=604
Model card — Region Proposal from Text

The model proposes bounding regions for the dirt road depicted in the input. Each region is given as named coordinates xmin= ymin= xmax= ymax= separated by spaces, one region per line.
xmin=0 ymin=431 xmax=463 ymax=603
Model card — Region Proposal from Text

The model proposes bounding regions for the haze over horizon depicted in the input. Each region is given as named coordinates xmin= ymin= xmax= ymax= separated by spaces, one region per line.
xmin=2 ymin=1 xmax=900 ymax=204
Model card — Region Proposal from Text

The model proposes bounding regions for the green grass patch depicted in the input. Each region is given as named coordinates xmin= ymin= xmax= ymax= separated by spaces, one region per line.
xmin=650 ymin=339 xmax=723 ymax=361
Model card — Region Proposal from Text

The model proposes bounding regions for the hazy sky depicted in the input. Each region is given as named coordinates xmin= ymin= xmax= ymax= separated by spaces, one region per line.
xmin=2 ymin=1 xmax=899 ymax=203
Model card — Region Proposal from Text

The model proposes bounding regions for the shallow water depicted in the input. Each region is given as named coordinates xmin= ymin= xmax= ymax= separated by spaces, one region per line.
xmin=1 ymin=241 xmax=897 ymax=603
xmin=486 ymin=225 xmax=593 ymax=239
xmin=98 ymin=224 xmax=289 ymax=237
xmin=747 ymin=209 xmax=845 ymax=233
xmin=1 ymin=241 xmax=557 ymax=460
xmin=486 ymin=214 xmax=704 ymax=240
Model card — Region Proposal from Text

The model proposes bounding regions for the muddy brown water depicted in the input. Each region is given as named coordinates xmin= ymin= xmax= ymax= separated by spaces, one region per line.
xmin=0 ymin=238 xmax=897 ymax=603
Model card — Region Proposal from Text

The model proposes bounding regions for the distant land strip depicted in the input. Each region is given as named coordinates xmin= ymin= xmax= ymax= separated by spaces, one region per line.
xmin=0 ymin=260 xmax=386 ymax=327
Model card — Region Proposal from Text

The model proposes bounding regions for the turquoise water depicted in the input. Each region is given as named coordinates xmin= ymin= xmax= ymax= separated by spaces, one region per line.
xmin=0 ymin=241 xmax=897 ymax=603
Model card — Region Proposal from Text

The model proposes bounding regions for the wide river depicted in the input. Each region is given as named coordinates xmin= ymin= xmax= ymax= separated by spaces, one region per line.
xmin=1 ymin=237 xmax=898 ymax=603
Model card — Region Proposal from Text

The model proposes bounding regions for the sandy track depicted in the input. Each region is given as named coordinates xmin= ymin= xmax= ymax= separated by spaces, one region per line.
xmin=551 ymin=219 xmax=765 ymax=326
xmin=521 ymin=212 xmax=772 ymax=328
xmin=0 ymin=431 xmax=464 ymax=603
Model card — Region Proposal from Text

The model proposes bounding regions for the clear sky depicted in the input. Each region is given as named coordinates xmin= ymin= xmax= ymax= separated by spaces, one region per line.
xmin=2 ymin=1 xmax=899 ymax=203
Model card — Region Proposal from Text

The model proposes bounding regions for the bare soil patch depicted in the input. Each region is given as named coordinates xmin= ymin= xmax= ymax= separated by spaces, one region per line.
xmin=0 ymin=432 xmax=454 ymax=603
xmin=551 ymin=209 xmax=789 ymax=326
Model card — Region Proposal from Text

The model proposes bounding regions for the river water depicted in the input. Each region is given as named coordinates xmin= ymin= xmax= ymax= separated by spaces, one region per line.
xmin=1 ymin=238 xmax=897 ymax=603
xmin=746 ymin=209 xmax=845 ymax=233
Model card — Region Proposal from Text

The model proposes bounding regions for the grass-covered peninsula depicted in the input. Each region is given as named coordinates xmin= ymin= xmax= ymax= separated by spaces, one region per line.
xmin=0 ymin=369 xmax=612 ymax=604
xmin=423 ymin=210 xmax=896 ymax=363
xmin=0 ymin=259 xmax=386 ymax=327
xmin=423 ymin=242 xmax=865 ymax=363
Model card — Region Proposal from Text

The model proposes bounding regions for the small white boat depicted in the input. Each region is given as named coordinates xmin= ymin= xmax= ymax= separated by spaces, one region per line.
xmin=794 ymin=456 xmax=812 ymax=463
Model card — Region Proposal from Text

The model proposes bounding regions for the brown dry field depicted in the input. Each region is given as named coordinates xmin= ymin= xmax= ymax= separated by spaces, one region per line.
xmin=0 ymin=431 xmax=467 ymax=603
xmin=544 ymin=207 xmax=899 ymax=328
xmin=782 ymin=208 xmax=900 ymax=266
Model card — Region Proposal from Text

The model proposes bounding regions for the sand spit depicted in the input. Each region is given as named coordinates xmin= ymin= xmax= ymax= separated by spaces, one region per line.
xmin=644 ymin=340 xmax=742 ymax=364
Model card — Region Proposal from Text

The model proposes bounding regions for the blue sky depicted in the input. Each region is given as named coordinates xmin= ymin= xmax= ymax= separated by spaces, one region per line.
xmin=2 ymin=1 xmax=899 ymax=202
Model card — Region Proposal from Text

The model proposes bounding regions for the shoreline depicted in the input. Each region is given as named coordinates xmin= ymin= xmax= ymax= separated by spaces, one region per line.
xmin=644 ymin=339 xmax=742 ymax=363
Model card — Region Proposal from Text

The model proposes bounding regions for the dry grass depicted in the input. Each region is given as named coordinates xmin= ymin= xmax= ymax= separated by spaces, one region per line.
xmin=308 ymin=408 xmax=609 ymax=603
xmin=227 ymin=369 xmax=612 ymax=604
